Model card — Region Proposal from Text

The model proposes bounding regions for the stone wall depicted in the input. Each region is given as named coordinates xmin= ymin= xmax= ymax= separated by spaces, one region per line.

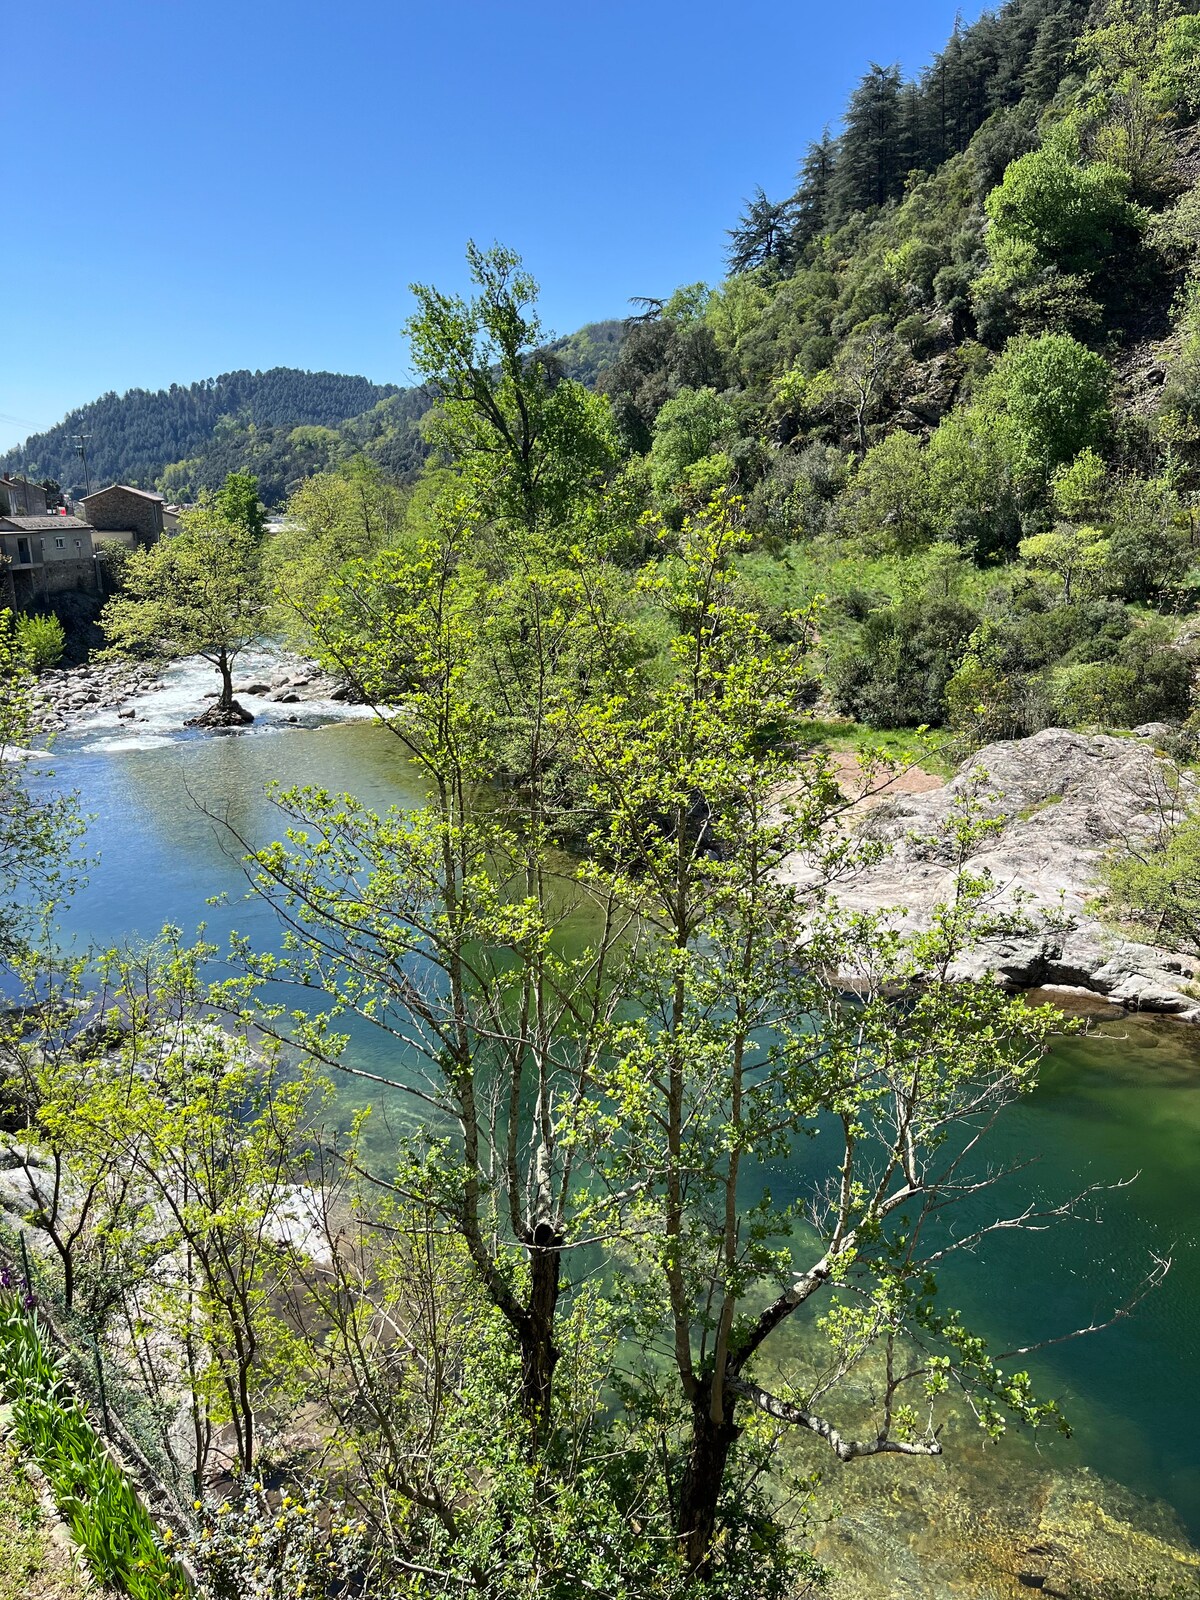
xmin=10 ymin=558 xmax=99 ymax=606
xmin=0 ymin=477 xmax=48 ymax=516
xmin=80 ymin=486 xmax=163 ymax=545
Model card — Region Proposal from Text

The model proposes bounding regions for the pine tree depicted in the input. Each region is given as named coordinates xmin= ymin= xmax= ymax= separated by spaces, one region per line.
xmin=789 ymin=133 xmax=838 ymax=252
xmin=829 ymin=63 xmax=906 ymax=220
xmin=727 ymin=187 xmax=799 ymax=274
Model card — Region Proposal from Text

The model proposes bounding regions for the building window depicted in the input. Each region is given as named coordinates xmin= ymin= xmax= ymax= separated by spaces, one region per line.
xmin=55 ymin=537 xmax=65 ymax=549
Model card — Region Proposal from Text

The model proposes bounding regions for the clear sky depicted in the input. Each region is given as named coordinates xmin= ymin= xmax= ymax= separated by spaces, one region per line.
xmin=2 ymin=0 xmax=984 ymax=444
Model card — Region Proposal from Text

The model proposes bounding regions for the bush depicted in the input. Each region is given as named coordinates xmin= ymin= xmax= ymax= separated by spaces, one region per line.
xmin=648 ymin=387 xmax=738 ymax=504
xmin=984 ymin=146 xmax=1140 ymax=277
xmin=1105 ymin=476 xmax=1190 ymax=602
xmin=1048 ymin=631 xmax=1191 ymax=727
xmin=839 ymin=431 xmax=934 ymax=553
xmin=984 ymin=333 xmax=1112 ymax=480
xmin=15 ymin=613 xmax=65 ymax=671
xmin=1150 ymin=13 xmax=1200 ymax=116
xmin=827 ymin=598 xmax=979 ymax=727
xmin=1011 ymin=599 xmax=1132 ymax=670
xmin=1104 ymin=804 xmax=1200 ymax=957
xmin=187 ymin=1479 xmax=372 ymax=1600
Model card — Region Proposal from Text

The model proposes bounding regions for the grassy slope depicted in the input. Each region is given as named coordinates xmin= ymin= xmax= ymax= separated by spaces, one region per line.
xmin=0 ymin=1445 xmax=89 ymax=1600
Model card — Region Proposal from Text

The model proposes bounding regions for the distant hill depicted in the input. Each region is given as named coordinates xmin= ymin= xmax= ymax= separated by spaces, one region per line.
xmin=2 ymin=369 xmax=404 ymax=504
xmin=3 ymin=323 xmax=628 ymax=506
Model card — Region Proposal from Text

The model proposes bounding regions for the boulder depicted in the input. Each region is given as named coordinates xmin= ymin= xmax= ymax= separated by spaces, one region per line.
xmin=780 ymin=729 xmax=1200 ymax=1018
xmin=185 ymin=699 xmax=255 ymax=729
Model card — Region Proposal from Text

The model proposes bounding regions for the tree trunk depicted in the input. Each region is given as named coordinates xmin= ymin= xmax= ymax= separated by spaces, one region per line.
xmin=676 ymin=1383 xmax=741 ymax=1575
xmin=218 ymin=652 xmax=234 ymax=710
xmin=518 ymin=1223 xmax=562 ymax=1439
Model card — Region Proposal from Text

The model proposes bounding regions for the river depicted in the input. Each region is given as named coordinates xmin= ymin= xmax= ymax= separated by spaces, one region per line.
xmin=23 ymin=652 xmax=1200 ymax=1587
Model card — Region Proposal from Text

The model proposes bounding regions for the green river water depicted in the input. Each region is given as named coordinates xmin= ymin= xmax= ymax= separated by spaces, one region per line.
xmin=24 ymin=657 xmax=1200 ymax=1592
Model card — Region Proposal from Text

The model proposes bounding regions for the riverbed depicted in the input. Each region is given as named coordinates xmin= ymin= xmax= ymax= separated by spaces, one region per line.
xmin=23 ymin=653 xmax=1200 ymax=1590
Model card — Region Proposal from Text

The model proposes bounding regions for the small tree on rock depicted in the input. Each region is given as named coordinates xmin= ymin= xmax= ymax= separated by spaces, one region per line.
xmin=102 ymin=505 xmax=267 ymax=723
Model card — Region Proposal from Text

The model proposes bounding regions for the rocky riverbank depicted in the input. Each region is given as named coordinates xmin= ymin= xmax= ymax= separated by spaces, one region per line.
xmin=27 ymin=650 xmax=358 ymax=737
xmin=29 ymin=660 xmax=165 ymax=735
xmin=782 ymin=727 xmax=1200 ymax=1020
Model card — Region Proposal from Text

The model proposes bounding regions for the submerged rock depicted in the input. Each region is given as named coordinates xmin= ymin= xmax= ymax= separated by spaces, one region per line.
xmin=810 ymin=1448 xmax=1200 ymax=1599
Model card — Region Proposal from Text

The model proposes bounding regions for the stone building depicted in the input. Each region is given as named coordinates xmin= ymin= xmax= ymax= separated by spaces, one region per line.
xmin=0 ymin=476 xmax=49 ymax=517
xmin=0 ymin=515 xmax=99 ymax=608
xmin=78 ymin=484 xmax=166 ymax=547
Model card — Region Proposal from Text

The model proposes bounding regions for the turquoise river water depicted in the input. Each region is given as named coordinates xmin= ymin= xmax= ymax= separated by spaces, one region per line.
xmin=20 ymin=653 xmax=1200 ymax=1569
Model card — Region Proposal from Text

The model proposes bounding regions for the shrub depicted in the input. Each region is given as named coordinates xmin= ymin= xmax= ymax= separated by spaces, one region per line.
xmin=984 ymin=146 xmax=1140 ymax=276
xmin=186 ymin=1479 xmax=372 ymax=1600
xmin=984 ymin=333 xmax=1112 ymax=479
xmin=839 ymin=431 xmax=934 ymax=553
xmin=1011 ymin=599 xmax=1132 ymax=670
xmin=945 ymin=645 xmax=1051 ymax=746
xmin=1150 ymin=13 xmax=1200 ymax=115
xmin=1104 ymin=804 xmax=1200 ymax=958
xmin=1048 ymin=632 xmax=1191 ymax=728
xmin=1019 ymin=523 xmax=1111 ymax=602
xmin=1105 ymin=476 xmax=1190 ymax=601
xmin=648 ymin=387 xmax=738 ymax=503
xmin=827 ymin=598 xmax=979 ymax=727
xmin=15 ymin=613 xmax=65 ymax=671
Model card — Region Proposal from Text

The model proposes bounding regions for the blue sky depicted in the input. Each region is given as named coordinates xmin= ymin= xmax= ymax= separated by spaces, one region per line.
xmin=2 ymin=0 xmax=983 ymax=443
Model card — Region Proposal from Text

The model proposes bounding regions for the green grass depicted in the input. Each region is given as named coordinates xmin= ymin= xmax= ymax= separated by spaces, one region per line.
xmin=0 ymin=1443 xmax=90 ymax=1600
xmin=0 ymin=1292 xmax=188 ymax=1600
xmin=797 ymin=716 xmax=956 ymax=777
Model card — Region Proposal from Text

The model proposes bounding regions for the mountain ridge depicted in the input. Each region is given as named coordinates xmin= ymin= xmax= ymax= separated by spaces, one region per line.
xmin=3 ymin=322 xmax=627 ymax=505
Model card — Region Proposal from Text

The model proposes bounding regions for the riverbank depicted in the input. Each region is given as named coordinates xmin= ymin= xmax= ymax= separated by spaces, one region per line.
xmin=27 ymin=647 xmax=361 ymax=743
xmin=784 ymin=726 xmax=1200 ymax=1021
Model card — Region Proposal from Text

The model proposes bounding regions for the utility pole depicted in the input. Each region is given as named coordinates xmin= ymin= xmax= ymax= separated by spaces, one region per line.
xmin=74 ymin=433 xmax=92 ymax=498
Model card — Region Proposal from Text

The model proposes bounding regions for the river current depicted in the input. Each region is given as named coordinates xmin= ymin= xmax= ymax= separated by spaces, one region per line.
xmin=22 ymin=652 xmax=1200 ymax=1579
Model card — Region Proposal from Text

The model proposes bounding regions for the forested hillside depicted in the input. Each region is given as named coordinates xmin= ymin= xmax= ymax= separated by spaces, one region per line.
xmin=2 ymin=322 xmax=627 ymax=506
xmin=588 ymin=0 xmax=1200 ymax=747
xmin=2 ymin=368 xmax=401 ymax=501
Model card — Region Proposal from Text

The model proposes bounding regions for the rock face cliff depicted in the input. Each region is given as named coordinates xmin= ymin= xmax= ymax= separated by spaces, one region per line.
xmin=781 ymin=729 xmax=1200 ymax=1019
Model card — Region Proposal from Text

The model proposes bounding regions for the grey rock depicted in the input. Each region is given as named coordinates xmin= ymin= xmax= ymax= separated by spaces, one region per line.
xmin=186 ymin=699 xmax=255 ymax=729
xmin=781 ymin=729 xmax=1200 ymax=1019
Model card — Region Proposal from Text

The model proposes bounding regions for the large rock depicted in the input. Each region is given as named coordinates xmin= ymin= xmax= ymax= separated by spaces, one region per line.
xmin=780 ymin=729 xmax=1200 ymax=1019
xmin=185 ymin=698 xmax=254 ymax=729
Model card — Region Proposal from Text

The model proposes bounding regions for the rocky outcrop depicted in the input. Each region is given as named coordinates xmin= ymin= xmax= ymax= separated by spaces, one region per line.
xmin=233 ymin=657 xmax=355 ymax=705
xmin=185 ymin=698 xmax=254 ymax=729
xmin=781 ymin=728 xmax=1200 ymax=1019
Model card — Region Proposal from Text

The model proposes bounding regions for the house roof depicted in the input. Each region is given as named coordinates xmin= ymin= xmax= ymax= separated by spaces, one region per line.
xmin=0 ymin=515 xmax=93 ymax=531
xmin=80 ymin=484 xmax=165 ymax=504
